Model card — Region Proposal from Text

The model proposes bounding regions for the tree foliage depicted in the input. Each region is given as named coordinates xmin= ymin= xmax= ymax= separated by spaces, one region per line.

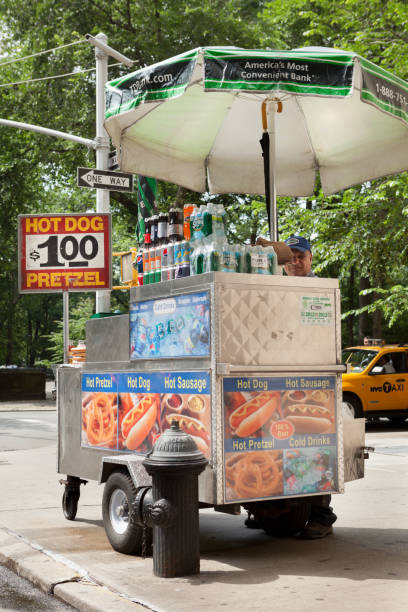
xmin=0 ymin=0 xmax=408 ymax=365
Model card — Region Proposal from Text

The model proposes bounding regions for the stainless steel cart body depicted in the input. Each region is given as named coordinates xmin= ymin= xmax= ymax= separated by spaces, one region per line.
xmin=58 ymin=273 xmax=364 ymax=507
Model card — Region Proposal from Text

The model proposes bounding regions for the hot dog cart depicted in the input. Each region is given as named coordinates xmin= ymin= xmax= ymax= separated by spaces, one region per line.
xmin=57 ymin=271 xmax=365 ymax=554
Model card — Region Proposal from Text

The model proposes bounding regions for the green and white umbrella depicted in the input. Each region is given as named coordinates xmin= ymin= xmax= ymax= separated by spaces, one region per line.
xmin=105 ymin=46 xmax=408 ymax=239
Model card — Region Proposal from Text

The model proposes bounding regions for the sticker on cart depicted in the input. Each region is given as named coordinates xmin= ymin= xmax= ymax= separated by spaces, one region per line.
xmin=81 ymin=373 xmax=119 ymax=450
xmin=223 ymin=375 xmax=338 ymax=502
xmin=81 ymin=371 xmax=211 ymax=457
xmin=300 ymin=295 xmax=333 ymax=326
xmin=129 ymin=291 xmax=210 ymax=359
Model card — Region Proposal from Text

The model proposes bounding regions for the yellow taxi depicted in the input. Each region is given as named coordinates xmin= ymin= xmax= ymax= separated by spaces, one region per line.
xmin=342 ymin=340 xmax=408 ymax=423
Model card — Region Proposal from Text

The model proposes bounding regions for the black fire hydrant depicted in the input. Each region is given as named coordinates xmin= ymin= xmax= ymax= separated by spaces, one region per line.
xmin=137 ymin=421 xmax=208 ymax=577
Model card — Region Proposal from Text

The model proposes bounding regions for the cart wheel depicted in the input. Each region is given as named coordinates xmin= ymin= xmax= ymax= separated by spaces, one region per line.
xmin=102 ymin=471 xmax=149 ymax=555
xmin=262 ymin=501 xmax=311 ymax=537
xmin=62 ymin=488 xmax=79 ymax=521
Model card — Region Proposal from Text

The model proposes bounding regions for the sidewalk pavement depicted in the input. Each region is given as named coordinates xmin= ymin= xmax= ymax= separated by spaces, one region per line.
xmin=1 ymin=406 xmax=408 ymax=611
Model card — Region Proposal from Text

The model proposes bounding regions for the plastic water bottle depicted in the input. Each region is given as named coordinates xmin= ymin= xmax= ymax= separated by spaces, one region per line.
xmin=249 ymin=245 xmax=266 ymax=274
xmin=202 ymin=204 xmax=212 ymax=239
xmin=240 ymin=244 xmax=251 ymax=273
xmin=191 ymin=205 xmax=203 ymax=242
xmin=204 ymin=239 xmax=220 ymax=272
xmin=266 ymin=245 xmax=277 ymax=275
xmin=235 ymin=244 xmax=244 ymax=273
xmin=218 ymin=204 xmax=227 ymax=236
xmin=191 ymin=242 xmax=203 ymax=275
xmin=210 ymin=204 xmax=226 ymax=238
xmin=220 ymin=239 xmax=236 ymax=272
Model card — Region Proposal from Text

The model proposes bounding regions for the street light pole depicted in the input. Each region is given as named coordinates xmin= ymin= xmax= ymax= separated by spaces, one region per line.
xmin=86 ymin=33 xmax=133 ymax=314
xmin=94 ymin=33 xmax=111 ymax=314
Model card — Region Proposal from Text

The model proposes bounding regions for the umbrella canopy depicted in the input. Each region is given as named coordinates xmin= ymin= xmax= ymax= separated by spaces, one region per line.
xmin=105 ymin=46 xmax=408 ymax=235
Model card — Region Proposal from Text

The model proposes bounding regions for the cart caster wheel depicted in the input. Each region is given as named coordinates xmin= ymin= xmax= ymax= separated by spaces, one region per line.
xmin=102 ymin=471 xmax=152 ymax=555
xmin=62 ymin=488 xmax=79 ymax=521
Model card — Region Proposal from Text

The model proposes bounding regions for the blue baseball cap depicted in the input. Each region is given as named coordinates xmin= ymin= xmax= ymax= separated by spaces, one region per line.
xmin=284 ymin=235 xmax=311 ymax=252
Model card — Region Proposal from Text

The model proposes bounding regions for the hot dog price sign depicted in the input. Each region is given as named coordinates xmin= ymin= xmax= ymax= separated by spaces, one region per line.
xmin=223 ymin=375 xmax=339 ymax=502
xmin=18 ymin=213 xmax=112 ymax=293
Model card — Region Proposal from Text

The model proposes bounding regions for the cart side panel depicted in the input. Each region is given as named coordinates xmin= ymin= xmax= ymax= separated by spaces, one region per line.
xmin=343 ymin=417 xmax=365 ymax=482
xmin=58 ymin=366 xmax=119 ymax=481
xmin=219 ymin=372 xmax=342 ymax=505
xmin=86 ymin=315 xmax=130 ymax=363
xmin=58 ymin=364 xmax=217 ymax=502
xmin=217 ymin=275 xmax=339 ymax=366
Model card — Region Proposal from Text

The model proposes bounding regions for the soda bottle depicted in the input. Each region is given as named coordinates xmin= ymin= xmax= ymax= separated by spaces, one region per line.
xmin=144 ymin=217 xmax=152 ymax=244
xmin=189 ymin=206 xmax=199 ymax=242
xmin=183 ymin=204 xmax=194 ymax=240
xmin=147 ymin=244 xmax=155 ymax=284
xmin=168 ymin=264 xmax=176 ymax=280
xmin=167 ymin=242 xmax=174 ymax=266
xmin=174 ymin=241 xmax=183 ymax=266
xmin=157 ymin=212 xmax=168 ymax=245
xmin=136 ymin=248 xmax=144 ymax=285
xmin=150 ymin=215 xmax=158 ymax=246
xmin=177 ymin=240 xmax=191 ymax=277
xmin=161 ymin=245 xmax=168 ymax=282
xmin=142 ymin=220 xmax=152 ymax=285
xmin=168 ymin=207 xmax=184 ymax=242
xmin=154 ymin=243 xmax=161 ymax=283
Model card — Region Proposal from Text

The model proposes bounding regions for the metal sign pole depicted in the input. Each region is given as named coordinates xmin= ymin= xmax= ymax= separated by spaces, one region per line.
xmin=94 ymin=33 xmax=111 ymax=315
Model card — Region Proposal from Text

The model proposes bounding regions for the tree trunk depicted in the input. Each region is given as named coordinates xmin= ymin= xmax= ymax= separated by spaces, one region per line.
xmin=358 ymin=276 xmax=370 ymax=341
xmin=346 ymin=266 xmax=355 ymax=345
xmin=372 ymin=292 xmax=382 ymax=339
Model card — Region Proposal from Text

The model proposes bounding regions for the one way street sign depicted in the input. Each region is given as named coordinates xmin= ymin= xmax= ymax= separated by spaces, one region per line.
xmin=77 ymin=167 xmax=134 ymax=192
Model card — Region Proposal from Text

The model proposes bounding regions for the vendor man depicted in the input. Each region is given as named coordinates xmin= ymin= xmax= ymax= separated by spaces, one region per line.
xmin=284 ymin=234 xmax=315 ymax=277
xmin=284 ymin=234 xmax=337 ymax=539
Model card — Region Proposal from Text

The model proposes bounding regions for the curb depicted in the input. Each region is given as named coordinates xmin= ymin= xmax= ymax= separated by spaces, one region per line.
xmin=0 ymin=402 xmax=56 ymax=412
xmin=0 ymin=525 xmax=148 ymax=612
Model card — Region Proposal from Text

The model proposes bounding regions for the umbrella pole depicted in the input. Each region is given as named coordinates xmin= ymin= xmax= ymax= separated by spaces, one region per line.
xmin=266 ymin=99 xmax=277 ymax=242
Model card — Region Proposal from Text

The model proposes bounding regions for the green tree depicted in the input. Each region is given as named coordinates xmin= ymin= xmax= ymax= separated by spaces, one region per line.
xmin=259 ymin=0 xmax=408 ymax=343
xmin=0 ymin=0 xmax=267 ymax=363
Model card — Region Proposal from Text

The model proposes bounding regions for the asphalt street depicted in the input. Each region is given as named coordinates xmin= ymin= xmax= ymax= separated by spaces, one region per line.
xmin=0 ymin=410 xmax=56 ymax=451
xmin=0 ymin=563 xmax=75 ymax=611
